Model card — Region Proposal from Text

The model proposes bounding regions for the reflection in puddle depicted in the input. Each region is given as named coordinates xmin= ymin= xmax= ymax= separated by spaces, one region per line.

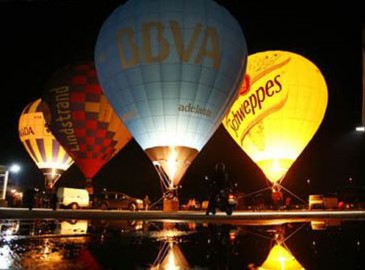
xmin=0 ymin=218 xmax=364 ymax=269
xmin=259 ymin=224 xmax=305 ymax=270
xmin=260 ymin=243 xmax=304 ymax=270
xmin=151 ymin=239 xmax=190 ymax=269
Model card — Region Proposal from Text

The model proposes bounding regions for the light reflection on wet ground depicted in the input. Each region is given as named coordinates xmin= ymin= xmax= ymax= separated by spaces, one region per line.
xmin=0 ymin=218 xmax=364 ymax=269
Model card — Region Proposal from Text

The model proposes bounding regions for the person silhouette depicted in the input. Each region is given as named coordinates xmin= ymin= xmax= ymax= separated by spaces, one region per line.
xmin=23 ymin=188 xmax=36 ymax=210
xmin=143 ymin=195 xmax=151 ymax=210
xmin=205 ymin=162 xmax=230 ymax=215
xmin=51 ymin=192 xmax=58 ymax=210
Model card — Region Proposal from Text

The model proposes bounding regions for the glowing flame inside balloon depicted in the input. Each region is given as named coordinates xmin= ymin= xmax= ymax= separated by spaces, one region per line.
xmin=223 ymin=51 xmax=328 ymax=184
xmin=167 ymin=147 xmax=178 ymax=188
xmin=152 ymin=240 xmax=190 ymax=270
xmin=166 ymin=242 xmax=178 ymax=270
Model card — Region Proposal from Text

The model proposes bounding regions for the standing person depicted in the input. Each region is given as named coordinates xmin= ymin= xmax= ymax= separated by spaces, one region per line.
xmin=271 ymin=184 xmax=283 ymax=210
xmin=23 ymin=188 xmax=35 ymax=210
xmin=143 ymin=195 xmax=151 ymax=210
xmin=205 ymin=162 xmax=230 ymax=215
xmin=285 ymin=196 xmax=292 ymax=210
xmin=51 ymin=192 xmax=58 ymax=210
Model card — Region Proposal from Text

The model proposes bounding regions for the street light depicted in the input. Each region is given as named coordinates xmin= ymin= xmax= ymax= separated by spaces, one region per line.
xmin=355 ymin=126 xmax=365 ymax=132
xmin=0 ymin=163 xmax=21 ymax=203
xmin=9 ymin=164 xmax=20 ymax=174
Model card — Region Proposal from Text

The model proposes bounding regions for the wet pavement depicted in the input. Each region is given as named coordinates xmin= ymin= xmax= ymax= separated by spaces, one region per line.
xmin=1 ymin=216 xmax=365 ymax=269
xmin=1 ymin=207 xmax=365 ymax=222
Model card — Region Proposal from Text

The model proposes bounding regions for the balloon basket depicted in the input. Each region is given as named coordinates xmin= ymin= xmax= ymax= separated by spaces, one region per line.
xmin=163 ymin=197 xmax=179 ymax=212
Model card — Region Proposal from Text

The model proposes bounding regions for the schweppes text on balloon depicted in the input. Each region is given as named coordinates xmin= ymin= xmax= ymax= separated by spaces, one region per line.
xmin=117 ymin=20 xmax=220 ymax=69
xmin=224 ymin=74 xmax=288 ymax=142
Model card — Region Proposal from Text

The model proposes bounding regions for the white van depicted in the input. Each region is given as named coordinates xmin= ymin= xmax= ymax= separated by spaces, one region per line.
xmin=56 ymin=187 xmax=90 ymax=209
xmin=54 ymin=220 xmax=88 ymax=235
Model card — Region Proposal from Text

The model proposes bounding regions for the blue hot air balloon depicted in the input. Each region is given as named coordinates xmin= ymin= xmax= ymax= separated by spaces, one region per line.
xmin=95 ymin=0 xmax=247 ymax=202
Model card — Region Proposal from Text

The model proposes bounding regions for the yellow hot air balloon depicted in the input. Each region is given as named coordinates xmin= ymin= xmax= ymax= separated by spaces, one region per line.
xmin=18 ymin=98 xmax=74 ymax=191
xmin=259 ymin=243 xmax=305 ymax=270
xmin=223 ymin=50 xmax=328 ymax=187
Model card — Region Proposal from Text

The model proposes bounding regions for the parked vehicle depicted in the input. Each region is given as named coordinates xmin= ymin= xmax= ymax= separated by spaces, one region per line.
xmin=93 ymin=191 xmax=144 ymax=211
xmin=309 ymin=194 xmax=338 ymax=210
xmin=54 ymin=220 xmax=88 ymax=235
xmin=56 ymin=187 xmax=90 ymax=209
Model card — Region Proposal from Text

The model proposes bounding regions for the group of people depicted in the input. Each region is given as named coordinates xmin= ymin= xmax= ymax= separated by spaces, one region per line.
xmin=22 ymin=188 xmax=58 ymax=210
xmin=205 ymin=162 xmax=233 ymax=215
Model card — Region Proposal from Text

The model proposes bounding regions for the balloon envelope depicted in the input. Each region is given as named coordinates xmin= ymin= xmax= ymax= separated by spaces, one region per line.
xmin=18 ymin=98 xmax=74 ymax=189
xmin=260 ymin=244 xmax=305 ymax=270
xmin=95 ymin=0 xmax=247 ymax=186
xmin=42 ymin=62 xmax=132 ymax=188
xmin=151 ymin=240 xmax=190 ymax=270
xmin=223 ymin=51 xmax=328 ymax=184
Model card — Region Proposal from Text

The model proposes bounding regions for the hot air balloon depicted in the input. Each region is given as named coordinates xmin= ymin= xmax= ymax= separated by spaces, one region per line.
xmin=223 ymin=50 xmax=328 ymax=193
xmin=18 ymin=98 xmax=74 ymax=192
xmin=151 ymin=239 xmax=190 ymax=270
xmin=95 ymin=0 xmax=247 ymax=210
xmin=42 ymin=62 xmax=132 ymax=195
xmin=259 ymin=243 xmax=305 ymax=270
xmin=257 ymin=224 xmax=305 ymax=270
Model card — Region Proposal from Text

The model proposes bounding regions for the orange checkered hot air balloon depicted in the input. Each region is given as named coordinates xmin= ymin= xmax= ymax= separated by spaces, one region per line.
xmin=42 ymin=62 xmax=132 ymax=194
xmin=18 ymin=98 xmax=74 ymax=191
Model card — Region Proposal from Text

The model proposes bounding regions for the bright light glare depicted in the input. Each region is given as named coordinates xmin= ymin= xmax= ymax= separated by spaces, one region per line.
xmin=167 ymin=146 xmax=177 ymax=187
xmin=165 ymin=242 xmax=177 ymax=270
xmin=9 ymin=164 xmax=20 ymax=173
xmin=355 ymin=126 xmax=365 ymax=132
xmin=0 ymin=245 xmax=13 ymax=269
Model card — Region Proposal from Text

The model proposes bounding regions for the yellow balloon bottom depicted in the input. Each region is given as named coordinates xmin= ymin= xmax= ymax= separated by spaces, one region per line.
xmin=256 ymin=158 xmax=294 ymax=184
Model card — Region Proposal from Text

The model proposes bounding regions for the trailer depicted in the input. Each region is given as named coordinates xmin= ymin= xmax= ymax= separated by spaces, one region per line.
xmin=56 ymin=187 xmax=90 ymax=209
xmin=309 ymin=194 xmax=338 ymax=210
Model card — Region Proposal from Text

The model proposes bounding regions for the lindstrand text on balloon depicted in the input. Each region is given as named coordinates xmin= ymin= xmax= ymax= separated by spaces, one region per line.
xmin=49 ymin=86 xmax=79 ymax=151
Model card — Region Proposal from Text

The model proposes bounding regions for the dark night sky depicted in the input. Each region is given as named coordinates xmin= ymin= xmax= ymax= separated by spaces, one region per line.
xmin=0 ymin=0 xmax=364 ymax=201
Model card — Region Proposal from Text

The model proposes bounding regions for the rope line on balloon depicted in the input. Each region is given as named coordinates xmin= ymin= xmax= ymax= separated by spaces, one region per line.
xmin=152 ymin=240 xmax=173 ymax=267
xmin=278 ymin=184 xmax=308 ymax=206
xmin=282 ymin=222 xmax=307 ymax=243
xmin=271 ymin=173 xmax=308 ymax=206
xmin=149 ymin=195 xmax=164 ymax=210
xmin=240 ymin=186 xmax=272 ymax=199
xmin=153 ymin=162 xmax=172 ymax=192
xmin=242 ymin=228 xmax=276 ymax=241
xmin=153 ymin=161 xmax=180 ymax=200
